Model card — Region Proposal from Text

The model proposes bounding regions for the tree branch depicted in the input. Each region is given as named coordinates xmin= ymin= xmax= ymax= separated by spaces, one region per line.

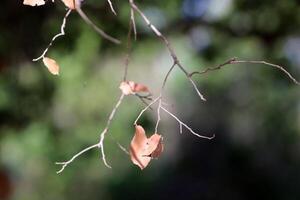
xmin=129 ymin=0 xmax=206 ymax=101
xmin=75 ymin=5 xmax=121 ymax=44
xmin=33 ymin=9 xmax=72 ymax=61
xmin=55 ymin=143 xmax=99 ymax=174
xmin=190 ymin=57 xmax=300 ymax=85
xmin=107 ymin=0 xmax=117 ymax=15
xmin=56 ymin=93 xmax=125 ymax=173
xmin=161 ymin=106 xmax=215 ymax=140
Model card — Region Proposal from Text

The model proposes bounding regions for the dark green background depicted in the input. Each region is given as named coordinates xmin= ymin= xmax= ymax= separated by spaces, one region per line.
xmin=0 ymin=0 xmax=300 ymax=199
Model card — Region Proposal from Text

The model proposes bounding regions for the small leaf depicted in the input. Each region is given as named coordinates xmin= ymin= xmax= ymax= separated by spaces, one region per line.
xmin=23 ymin=0 xmax=45 ymax=6
xmin=130 ymin=125 xmax=151 ymax=170
xmin=129 ymin=81 xmax=149 ymax=93
xmin=147 ymin=134 xmax=163 ymax=159
xmin=43 ymin=57 xmax=60 ymax=75
xmin=119 ymin=81 xmax=133 ymax=95
xmin=119 ymin=81 xmax=149 ymax=95
xmin=61 ymin=0 xmax=76 ymax=9
xmin=129 ymin=125 xmax=163 ymax=170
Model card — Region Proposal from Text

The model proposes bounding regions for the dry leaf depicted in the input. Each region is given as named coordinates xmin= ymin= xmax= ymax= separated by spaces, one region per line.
xmin=61 ymin=0 xmax=76 ymax=9
xmin=130 ymin=125 xmax=150 ymax=169
xmin=130 ymin=125 xmax=163 ymax=170
xmin=119 ymin=81 xmax=149 ymax=95
xmin=119 ymin=81 xmax=133 ymax=95
xmin=128 ymin=81 xmax=149 ymax=93
xmin=23 ymin=0 xmax=45 ymax=6
xmin=43 ymin=57 xmax=60 ymax=75
xmin=147 ymin=134 xmax=164 ymax=159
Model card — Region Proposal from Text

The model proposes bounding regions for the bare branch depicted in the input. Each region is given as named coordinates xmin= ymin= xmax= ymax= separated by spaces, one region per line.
xmin=75 ymin=5 xmax=121 ymax=44
xmin=154 ymin=95 xmax=162 ymax=133
xmin=56 ymin=93 xmax=125 ymax=173
xmin=107 ymin=0 xmax=117 ymax=15
xmin=232 ymin=60 xmax=300 ymax=85
xmin=130 ymin=7 xmax=137 ymax=40
xmin=162 ymin=62 xmax=177 ymax=90
xmin=189 ymin=57 xmax=237 ymax=76
xmin=129 ymin=0 xmax=206 ymax=101
xmin=54 ymin=0 xmax=299 ymax=175
xmin=116 ymin=141 xmax=130 ymax=155
xmin=190 ymin=57 xmax=300 ymax=85
xmin=55 ymin=143 xmax=99 ymax=174
xmin=179 ymin=123 xmax=183 ymax=134
xmin=123 ymin=16 xmax=134 ymax=81
xmin=161 ymin=106 xmax=215 ymax=140
xmin=33 ymin=9 xmax=72 ymax=61
xmin=134 ymin=96 xmax=160 ymax=125
xmin=98 ymin=93 xmax=125 ymax=168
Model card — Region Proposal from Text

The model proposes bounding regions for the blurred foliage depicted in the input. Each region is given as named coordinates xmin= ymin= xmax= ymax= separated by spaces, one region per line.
xmin=0 ymin=0 xmax=300 ymax=200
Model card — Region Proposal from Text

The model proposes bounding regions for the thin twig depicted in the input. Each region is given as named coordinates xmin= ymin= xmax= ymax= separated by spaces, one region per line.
xmin=189 ymin=57 xmax=236 ymax=76
xmin=130 ymin=6 xmax=137 ymax=40
xmin=116 ymin=141 xmax=130 ymax=155
xmin=155 ymin=62 xmax=176 ymax=133
xmin=55 ymin=143 xmax=99 ymax=174
xmin=56 ymin=93 xmax=125 ymax=173
xmin=75 ymin=5 xmax=121 ymax=44
xmin=154 ymin=95 xmax=162 ymax=133
xmin=98 ymin=93 xmax=125 ymax=168
xmin=179 ymin=123 xmax=183 ymax=134
xmin=190 ymin=57 xmax=300 ymax=85
xmin=33 ymin=9 xmax=72 ymax=61
xmin=134 ymin=96 xmax=160 ymax=125
xmin=129 ymin=0 xmax=206 ymax=101
xmin=161 ymin=106 xmax=214 ymax=140
xmin=135 ymin=94 xmax=154 ymax=110
xmin=123 ymin=16 xmax=134 ymax=81
xmin=232 ymin=60 xmax=300 ymax=85
xmin=107 ymin=0 xmax=117 ymax=15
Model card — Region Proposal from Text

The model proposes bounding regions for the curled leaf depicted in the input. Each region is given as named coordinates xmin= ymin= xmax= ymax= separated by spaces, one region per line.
xmin=147 ymin=134 xmax=164 ymax=159
xmin=119 ymin=81 xmax=149 ymax=95
xmin=61 ymin=0 xmax=76 ymax=9
xmin=23 ymin=0 xmax=45 ymax=6
xmin=42 ymin=57 xmax=60 ymax=75
xmin=119 ymin=82 xmax=133 ymax=95
xmin=130 ymin=125 xmax=163 ymax=170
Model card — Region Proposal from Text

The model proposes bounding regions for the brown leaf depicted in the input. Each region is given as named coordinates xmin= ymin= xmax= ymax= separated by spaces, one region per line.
xmin=147 ymin=134 xmax=164 ymax=159
xmin=129 ymin=81 xmax=149 ymax=93
xmin=130 ymin=125 xmax=150 ymax=169
xmin=61 ymin=0 xmax=76 ymax=9
xmin=119 ymin=81 xmax=149 ymax=95
xmin=119 ymin=81 xmax=133 ymax=95
xmin=129 ymin=125 xmax=163 ymax=170
xmin=42 ymin=57 xmax=60 ymax=75
xmin=23 ymin=0 xmax=45 ymax=6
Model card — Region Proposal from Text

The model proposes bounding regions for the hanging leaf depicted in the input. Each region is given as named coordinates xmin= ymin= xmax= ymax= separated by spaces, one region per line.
xmin=119 ymin=81 xmax=149 ymax=95
xmin=130 ymin=125 xmax=163 ymax=170
xmin=23 ymin=0 xmax=45 ymax=6
xmin=147 ymin=133 xmax=164 ymax=159
xmin=119 ymin=81 xmax=133 ymax=95
xmin=61 ymin=0 xmax=76 ymax=10
xmin=42 ymin=57 xmax=60 ymax=75
xmin=130 ymin=125 xmax=150 ymax=169
xmin=130 ymin=81 xmax=149 ymax=93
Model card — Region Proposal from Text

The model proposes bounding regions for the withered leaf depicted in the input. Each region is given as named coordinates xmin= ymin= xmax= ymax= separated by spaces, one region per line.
xmin=148 ymin=134 xmax=164 ymax=159
xmin=119 ymin=81 xmax=133 ymax=95
xmin=119 ymin=81 xmax=149 ymax=95
xmin=23 ymin=0 xmax=45 ymax=6
xmin=61 ymin=0 xmax=76 ymax=9
xmin=130 ymin=125 xmax=163 ymax=170
xmin=43 ymin=57 xmax=60 ymax=75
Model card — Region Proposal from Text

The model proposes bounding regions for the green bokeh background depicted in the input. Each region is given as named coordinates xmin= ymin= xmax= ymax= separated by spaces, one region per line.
xmin=0 ymin=0 xmax=300 ymax=199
